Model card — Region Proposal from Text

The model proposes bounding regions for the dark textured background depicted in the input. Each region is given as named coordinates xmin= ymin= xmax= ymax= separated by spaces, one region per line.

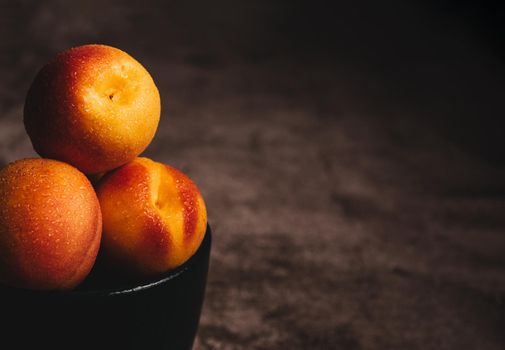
xmin=1 ymin=1 xmax=505 ymax=349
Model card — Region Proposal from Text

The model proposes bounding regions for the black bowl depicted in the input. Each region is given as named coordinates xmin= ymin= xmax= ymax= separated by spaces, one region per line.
xmin=0 ymin=225 xmax=212 ymax=350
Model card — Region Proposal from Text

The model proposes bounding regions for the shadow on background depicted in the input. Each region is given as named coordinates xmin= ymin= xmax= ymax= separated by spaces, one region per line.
xmin=1 ymin=1 xmax=504 ymax=164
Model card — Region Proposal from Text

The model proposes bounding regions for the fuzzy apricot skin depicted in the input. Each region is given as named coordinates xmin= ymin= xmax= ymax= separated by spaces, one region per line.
xmin=24 ymin=44 xmax=161 ymax=174
xmin=0 ymin=159 xmax=102 ymax=290
xmin=96 ymin=157 xmax=207 ymax=277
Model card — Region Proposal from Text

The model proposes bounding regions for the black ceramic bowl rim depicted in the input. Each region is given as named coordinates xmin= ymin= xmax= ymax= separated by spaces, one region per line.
xmin=0 ymin=225 xmax=212 ymax=299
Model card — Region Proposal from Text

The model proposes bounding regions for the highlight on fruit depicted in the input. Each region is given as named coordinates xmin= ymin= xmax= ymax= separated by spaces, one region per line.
xmin=24 ymin=44 xmax=161 ymax=174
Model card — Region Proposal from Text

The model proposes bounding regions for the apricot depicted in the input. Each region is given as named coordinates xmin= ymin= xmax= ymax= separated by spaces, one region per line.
xmin=24 ymin=44 xmax=161 ymax=174
xmin=0 ymin=159 xmax=102 ymax=290
xmin=96 ymin=157 xmax=207 ymax=276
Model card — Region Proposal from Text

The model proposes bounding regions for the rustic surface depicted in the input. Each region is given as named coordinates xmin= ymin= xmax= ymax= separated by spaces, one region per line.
xmin=1 ymin=1 xmax=504 ymax=349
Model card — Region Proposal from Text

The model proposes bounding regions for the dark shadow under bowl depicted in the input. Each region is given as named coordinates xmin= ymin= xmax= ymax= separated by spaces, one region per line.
xmin=0 ymin=225 xmax=212 ymax=350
